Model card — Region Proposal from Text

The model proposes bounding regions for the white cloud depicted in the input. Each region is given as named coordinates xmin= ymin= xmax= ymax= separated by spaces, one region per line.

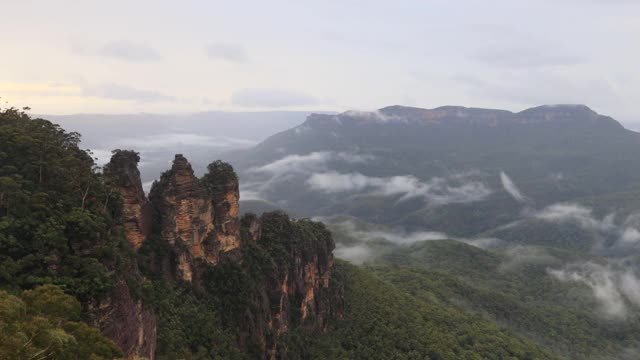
xmin=99 ymin=41 xmax=162 ymax=62
xmin=248 ymin=151 xmax=371 ymax=176
xmin=231 ymin=88 xmax=317 ymax=108
xmin=499 ymin=246 xmax=557 ymax=271
xmin=531 ymin=204 xmax=640 ymax=255
xmin=621 ymin=228 xmax=640 ymax=245
xmin=549 ymin=262 xmax=640 ymax=319
xmin=88 ymin=149 xmax=114 ymax=166
xmin=205 ymin=43 xmax=248 ymax=62
xmin=114 ymin=133 xmax=256 ymax=150
xmin=342 ymin=110 xmax=405 ymax=123
xmin=82 ymin=83 xmax=175 ymax=102
xmin=322 ymin=217 xmax=502 ymax=264
xmin=243 ymin=151 xmax=373 ymax=201
xmin=500 ymin=171 xmax=527 ymax=202
xmin=462 ymin=237 xmax=503 ymax=249
xmin=307 ymin=171 xmax=491 ymax=204
xmin=73 ymin=40 xmax=162 ymax=62
xmin=334 ymin=243 xmax=373 ymax=265
xmin=358 ymin=228 xmax=448 ymax=245
xmin=142 ymin=180 xmax=154 ymax=194
xmin=533 ymin=203 xmax=615 ymax=232
xmin=473 ymin=45 xmax=584 ymax=69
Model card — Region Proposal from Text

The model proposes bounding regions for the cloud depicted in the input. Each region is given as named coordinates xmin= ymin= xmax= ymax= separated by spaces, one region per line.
xmin=114 ymin=133 xmax=256 ymax=150
xmin=353 ymin=228 xmax=447 ymax=245
xmin=473 ymin=46 xmax=584 ymax=68
xmin=232 ymin=88 xmax=318 ymax=108
xmin=242 ymin=151 xmax=372 ymax=201
xmin=307 ymin=171 xmax=491 ymax=204
xmin=334 ymin=243 xmax=374 ymax=265
xmin=0 ymin=82 xmax=78 ymax=97
xmin=549 ymin=262 xmax=640 ymax=319
xmin=205 ymin=43 xmax=248 ymax=62
xmin=142 ymin=180 xmax=154 ymax=194
xmin=500 ymin=171 xmax=527 ymax=202
xmin=454 ymin=69 xmax=623 ymax=109
xmin=533 ymin=203 xmax=615 ymax=232
xmin=238 ymin=189 xmax=265 ymax=202
xmin=248 ymin=151 xmax=371 ymax=177
xmin=342 ymin=110 xmax=405 ymax=123
xmin=74 ymin=40 xmax=162 ymax=62
xmin=531 ymin=204 xmax=640 ymax=256
xmin=322 ymin=217 xmax=502 ymax=264
xmin=499 ymin=246 xmax=557 ymax=271
xmin=87 ymin=149 xmax=113 ymax=166
xmin=467 ymin=25 xmax=584 ymax=69
xmin=82 ymin=83 xmax=175 ymax=102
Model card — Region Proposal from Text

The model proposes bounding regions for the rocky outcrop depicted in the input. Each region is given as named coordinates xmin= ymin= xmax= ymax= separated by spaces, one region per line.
xmin=204 ymin=160 xmax=242 ymax=257
xmin=104 ymin=150 xmax=151 ymax=249
xmin=91 ymin=280 xmax=157 ymax=360
xmin=149 ymin=155 xmax=241 ymax=281
xmin=245 ymin=212 xmax=340 ymax=359
xmin=106 ymin=152 xmax=342 ymax=359
xmin=241 ymin=212 xmax=262 ymax=242
xmin=102 ymin=151 xmax=158 ymax=360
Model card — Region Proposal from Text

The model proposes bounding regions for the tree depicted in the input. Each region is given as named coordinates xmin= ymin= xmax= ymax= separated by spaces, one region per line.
xmin=0 ymin=285 xmax=122 ymax=360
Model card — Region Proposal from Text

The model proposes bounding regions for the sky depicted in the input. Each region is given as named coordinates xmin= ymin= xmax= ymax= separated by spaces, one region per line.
xmin=1 ymin=0 xmax=640 ymax=122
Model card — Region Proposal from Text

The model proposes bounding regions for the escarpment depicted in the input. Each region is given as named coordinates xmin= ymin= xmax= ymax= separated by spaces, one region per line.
xmin=91 ymin=280 xmax=157 ymax=360
xmin=251 ymin=211 xmax=340 ymax=359
xmin=104 ymin=150 xmax=152 ymax=249
xmin=97 ymin=150 xmax=157 ymax=360
xmin=105 ymin=152 xmax=343 ymax=359
xmin=148 ymin=154 xmax=242 ymax=281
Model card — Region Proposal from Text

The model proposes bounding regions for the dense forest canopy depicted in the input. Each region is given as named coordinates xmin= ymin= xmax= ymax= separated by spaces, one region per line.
xmin=4 ymin=106 xmax=640 ymax=360
xmin=0 ymin=107 xmax=135 ymax=356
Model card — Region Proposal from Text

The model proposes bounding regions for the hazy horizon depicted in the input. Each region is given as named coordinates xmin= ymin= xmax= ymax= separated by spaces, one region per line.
xmin=2 ymin=0 xmax=640 ymax=123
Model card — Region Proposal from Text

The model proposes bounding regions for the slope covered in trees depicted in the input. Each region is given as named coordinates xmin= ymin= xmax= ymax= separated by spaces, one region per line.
xmin=4 ymin=107 xmax=637 ymax=360
xmin=371 ymin=240 xmax=640 ymax=359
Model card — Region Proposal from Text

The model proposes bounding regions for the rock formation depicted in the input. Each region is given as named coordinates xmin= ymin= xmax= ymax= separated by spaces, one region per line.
xmin=148 ymin=155 xmax=241 ymax=281
xmin=105 ymin=152 xmax=342 ymax=359
xmin=91 ymin=280 xmax=157 ymax=360
xmin=101 ymin=150 xmax=157 ymax=360
xmin=104 ymin=150 xmax=151 ymax=249
xmin=245 ymin=211 xmax=340 ymax=359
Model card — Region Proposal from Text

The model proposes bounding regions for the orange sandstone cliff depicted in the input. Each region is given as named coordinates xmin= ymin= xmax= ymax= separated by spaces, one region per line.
xmin=104 ymin=152 xmax=342 ymax=360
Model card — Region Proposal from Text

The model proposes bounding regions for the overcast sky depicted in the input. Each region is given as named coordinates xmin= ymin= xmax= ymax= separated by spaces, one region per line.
xmin=1 ymin=0 xmax=639 ymax=122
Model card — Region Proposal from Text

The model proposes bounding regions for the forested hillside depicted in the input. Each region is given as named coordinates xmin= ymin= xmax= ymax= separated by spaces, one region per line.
xmin=4 ymin=106 xmax=640 ymax=360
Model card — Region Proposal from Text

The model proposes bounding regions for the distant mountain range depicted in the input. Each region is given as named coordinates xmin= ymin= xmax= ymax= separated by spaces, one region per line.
xmin=45 ymin=111 xmax=332 ymax=188
xmin=228 ymin=104 xmax=640 ymax=255
xmin=6 ymin=105 xmax=640 ymax=359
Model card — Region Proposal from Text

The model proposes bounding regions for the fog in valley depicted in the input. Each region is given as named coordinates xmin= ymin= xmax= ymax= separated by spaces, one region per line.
xmin=4 ymin=1 xmax=640 ymax=359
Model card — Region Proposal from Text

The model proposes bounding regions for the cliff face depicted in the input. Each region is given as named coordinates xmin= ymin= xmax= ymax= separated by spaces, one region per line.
xmin=246 ymin=212 xmax=340 ymax=359
xmin=91 ymin=280 xmax=157 ymax=360
xmin=205 ymin=160 xmax=242 ymax=258
xmin=148 ymin=155 xmax=241 ymax=281
xmin=102 ymin=150 xmax=157 ymax=360
xmin=104 ymin=150 xmax=151 ymax=249
xmin=106 ymin=152 xmax=342 ymax=359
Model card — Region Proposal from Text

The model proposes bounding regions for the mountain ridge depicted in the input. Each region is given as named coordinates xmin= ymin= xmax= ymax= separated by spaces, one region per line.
xmin=300 ymin=104 xmax=621 ymax=128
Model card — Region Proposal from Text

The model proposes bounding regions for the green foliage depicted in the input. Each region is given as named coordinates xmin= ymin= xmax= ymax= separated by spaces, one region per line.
xmin=373 ymin=240 xmax=640 ymax=359
xmin=141 ymin=212 xmax=339 ymax=360
xmin=103 ymin=149 xmax=141 ymax=189
xmin=141 ymin=280 xmax=244 ymax=360
xmin=201 ymin=160 xmax=238 ymax=194
xmin=0 ymin=285 xmax=122 ymax=360
xmin=307 ymin=261 xmax=560 ymax=360
xmin=0 ymin=108 xmax=149 ymax=359
xmin=0 ymin=107 xmax=131 ymax=301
